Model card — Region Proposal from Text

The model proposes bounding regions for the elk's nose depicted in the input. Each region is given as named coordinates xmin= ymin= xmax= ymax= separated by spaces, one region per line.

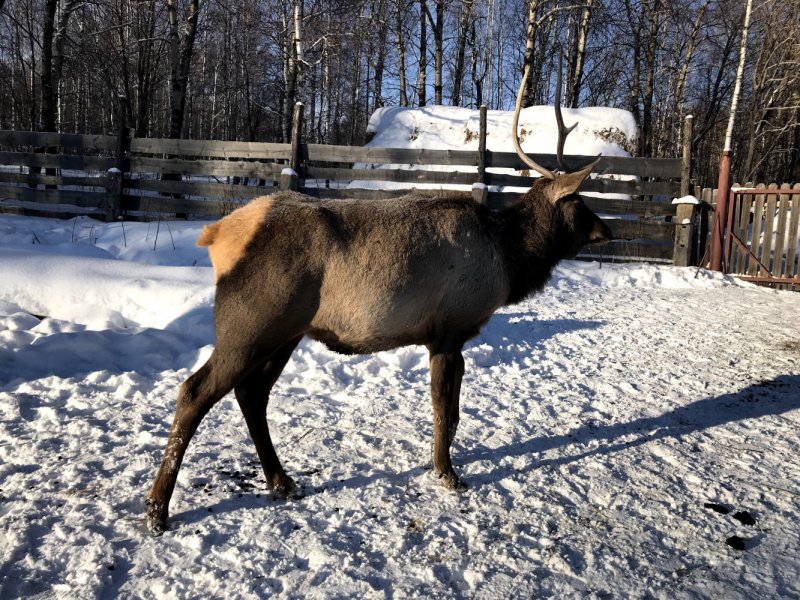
xmin=589 ymin=220 xmax=613 ymax=245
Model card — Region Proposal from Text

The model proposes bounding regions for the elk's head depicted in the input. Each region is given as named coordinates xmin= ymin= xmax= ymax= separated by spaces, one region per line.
xmin=512 ymin=59 xmax=613 ymax=259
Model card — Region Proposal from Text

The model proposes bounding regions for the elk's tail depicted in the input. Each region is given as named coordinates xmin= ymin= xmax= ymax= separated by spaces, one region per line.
xmin=196 ymin=223 xmax=220 ymax=247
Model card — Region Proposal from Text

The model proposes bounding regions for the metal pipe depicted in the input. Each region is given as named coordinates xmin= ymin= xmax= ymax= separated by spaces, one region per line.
xmin=710 ymin=150 xmax=732 ymax=271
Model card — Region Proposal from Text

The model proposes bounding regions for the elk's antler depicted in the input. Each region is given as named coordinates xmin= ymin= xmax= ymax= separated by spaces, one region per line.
xmin=554 ymin=54 xmax=602 ymax=174
xmin=513 ymin=52 xmax=602 ymax=178
xmin=553 ymin=55 xmax=578 ymax=173
xmin=513 ymin=64 xmax=556 ymax=179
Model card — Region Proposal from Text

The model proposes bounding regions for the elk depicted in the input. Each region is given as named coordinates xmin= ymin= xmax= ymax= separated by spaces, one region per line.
xmin=145 ymin=63 xmax=613 ymax=534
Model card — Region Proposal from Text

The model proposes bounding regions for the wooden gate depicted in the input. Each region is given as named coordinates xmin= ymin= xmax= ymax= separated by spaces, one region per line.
xmin=721 ymin=184 xmax=800 ymax=289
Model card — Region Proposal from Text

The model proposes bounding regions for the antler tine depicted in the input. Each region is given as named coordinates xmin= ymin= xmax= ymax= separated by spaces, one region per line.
xmin=513 ymin=63 xmax=556 ymax=180
xmin=554 ymin=53 xmax=578 ymax=173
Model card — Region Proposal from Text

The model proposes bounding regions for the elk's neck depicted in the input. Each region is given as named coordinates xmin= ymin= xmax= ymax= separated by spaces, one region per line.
xmin=496 ymin=196 xmax=571 ymax=306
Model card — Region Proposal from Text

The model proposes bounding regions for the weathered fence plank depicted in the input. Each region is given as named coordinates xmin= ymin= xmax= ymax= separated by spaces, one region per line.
xmin=0 ymin=172 xmax=105 ymax=187
xmin=761 ymin=184 xmax=779 ymax=274
xmin=485 ymin=153 xmax=682 ymax=178
xmin=305 ymin=146 xmax=479 ymax=166
xmin=577 ymin=241 xmax=674 ymax=262
xmin=747 ymin=184 xmax=767 ymax=276
xmin=125 ymin=178 xmax=276 ymax=199
xmin=302 ymin=166 xmax=678 ymax=196
xmin=0 ymin=130 xmax=117 ymax=151
xmin=784 ymin=184 xmax=800 ymax=282
xmin=0 ymin=184 xmax=105 ymax=207
xmin=128 ymin=157 xmax=284 ymax=178
xmin=303 ymin=166 xmax=480 ymax=186
xmin=129 ymin=138 xmax=291 ymax=160
xmin=772 ymin=183 xmax=791 ymax=280
xmin=733 ymin=185 xmax=749 ymax=273
xmin=122 ymin=194 xmax=239 ymax=216
xmin=0 ymin=151 xmax=115 ymax=171
xmin=603 ymin=218 xmax=674 ymax=243
xmin=485 ymin=172 xmax=679 ymax=196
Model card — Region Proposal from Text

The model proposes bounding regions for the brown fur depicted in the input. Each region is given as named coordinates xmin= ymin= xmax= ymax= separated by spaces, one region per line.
xmin=145 ymin=179 xmax=613 ymax=535
xmin=197 ymin=196 xmax=274 ymax=281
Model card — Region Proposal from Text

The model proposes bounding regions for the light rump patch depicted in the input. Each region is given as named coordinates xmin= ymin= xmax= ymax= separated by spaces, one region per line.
xmin=197 ymin=196 xmax=275 ymax=281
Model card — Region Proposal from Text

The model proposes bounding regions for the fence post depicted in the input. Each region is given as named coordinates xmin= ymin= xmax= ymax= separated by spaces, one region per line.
xmin=105 ymin=95 xmax=127 ymax=222
xmin=281 ymin=102 xmax=304 ymax=192
xmin=104 ymin=169 xmax=122 ymax=222
xmin=472 ymin=105 xmax=488 ymax=205
xmin=673 ymin=200 xmax=697 ymax=267
xmin=681 ymin=115 xmax=692 ymax=197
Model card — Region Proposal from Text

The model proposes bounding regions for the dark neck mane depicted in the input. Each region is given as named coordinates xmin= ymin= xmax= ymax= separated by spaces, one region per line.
xmin=496 ymin=183 xmax=571 ymax=305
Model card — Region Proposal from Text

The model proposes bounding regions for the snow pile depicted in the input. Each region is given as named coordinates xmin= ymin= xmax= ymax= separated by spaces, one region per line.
xmin=1 ymin=214 xmax=800 ymax=598
xmin=365 ymin=105 xmax=635 ymax=157
xmin=347 ymin=105 xmax=637 ymax=194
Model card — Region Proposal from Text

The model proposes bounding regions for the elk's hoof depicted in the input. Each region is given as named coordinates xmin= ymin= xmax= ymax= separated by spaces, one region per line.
xmin=439 ymin=471 xmax=469 ymax=493
xmin=272 ymin=476 xmax=303 ymax=500
xmin=145 ymin=497 xmax=168 ymax=536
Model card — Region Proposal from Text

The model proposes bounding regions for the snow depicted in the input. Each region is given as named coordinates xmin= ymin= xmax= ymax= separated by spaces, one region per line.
xmin=282 ymin=168 xmax=298 ymax=177
xmin=345 ymin=105 xmax=638 ymax=199
xmin=673 ymin=195 xmax=701 ymax=205
xmin=1 ymin=214 xmax=800 ymax=599
xmin=365 ymin=105 xmax=635 ymax=158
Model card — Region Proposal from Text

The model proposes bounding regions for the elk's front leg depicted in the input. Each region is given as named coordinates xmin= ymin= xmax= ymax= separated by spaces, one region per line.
xmin=429 ymin=349 xmax=467 ymax=492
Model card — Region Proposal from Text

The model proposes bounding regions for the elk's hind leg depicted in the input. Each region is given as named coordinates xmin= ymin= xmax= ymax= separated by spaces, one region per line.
xmin=429 ymin=347 xmax=467 ymax=492
xmin=146 ymin=349 xmax=245 ymax=534
xmin=234 ymin=336 xmax=303 ymax=498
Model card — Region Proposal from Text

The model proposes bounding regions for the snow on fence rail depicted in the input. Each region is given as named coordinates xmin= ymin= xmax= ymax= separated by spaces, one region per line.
xmin=0 ymin=104 xmax=695 ymax=265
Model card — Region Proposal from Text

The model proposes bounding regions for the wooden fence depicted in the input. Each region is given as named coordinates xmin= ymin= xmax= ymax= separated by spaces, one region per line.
xmin=694 ymin=182 xmax=800 ymax=289
xmin=0 ymin=102 xmax=695 ymax=265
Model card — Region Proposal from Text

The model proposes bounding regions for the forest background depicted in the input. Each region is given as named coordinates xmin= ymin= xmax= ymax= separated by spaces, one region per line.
xmin=0 ymin=0 xmax=797 ymax=189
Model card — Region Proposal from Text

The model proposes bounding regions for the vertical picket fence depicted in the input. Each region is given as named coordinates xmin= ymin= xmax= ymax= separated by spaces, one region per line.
xmin=697 ymin=182 xmax=800 ymax=289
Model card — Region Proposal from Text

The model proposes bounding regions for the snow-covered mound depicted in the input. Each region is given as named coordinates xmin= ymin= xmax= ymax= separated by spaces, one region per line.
xmin=347 ymin=105 xmax=637 ymax=194
xmin=1 ymin=214 xmax=800 ymax=599
xmin=366 ymin=105 xmax=635 ymax=156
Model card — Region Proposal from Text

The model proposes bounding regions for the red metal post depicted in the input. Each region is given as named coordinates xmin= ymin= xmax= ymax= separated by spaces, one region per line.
xmin=710 ymin=150 xmax=733 ymax=271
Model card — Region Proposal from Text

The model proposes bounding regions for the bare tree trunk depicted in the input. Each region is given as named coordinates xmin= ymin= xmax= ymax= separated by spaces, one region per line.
xmin=419 ymin=1 xmax=427 ymax=106
xmin=568 ymin=0 xmax=593 ymax=108
xmin=395 ymin=0 xmax=409 ymax=107
xmin=422 ymin=0 xmax=443 ymax=105
xmin=40 ymin=0 xmax=57 ymax=132
xmin=470 ymin=21 xmax=481 ymax=107
xmin=168 ymin=0 xmax=200 ymax=140
xmin=282 ymin=7 xmax=295 ymax=143
xmin=450 ymin=0 xmax=474 ymax=105
xmin=293 ymin=0 xmax=305 ymax=107
xmin=663 ymin=0 xmax=709 ymax=149
xmin=532 ymin=12 xmax=554 ymax=105
xmin=135 ymin=0 xmax=159 ymax=138
xmin=642 ymin=0 xmax=660 ymax=157
xmin=370 ymin=0 xmax=388 ymax=109
xmin=521 ymin=0 xmax=541 ymax=109
xmin=624 ymin=0 xmax=642 ymax=152
xmin=725 ymin=0 xmax=752 ymax=151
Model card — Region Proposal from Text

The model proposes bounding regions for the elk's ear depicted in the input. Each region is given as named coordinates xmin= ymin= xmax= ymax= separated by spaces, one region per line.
xmin=547 ymin=162 xmax=596 ymax=203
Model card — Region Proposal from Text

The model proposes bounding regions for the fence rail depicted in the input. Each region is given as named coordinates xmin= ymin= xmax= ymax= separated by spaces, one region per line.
xmin=0 ymin=101 xmax=694 ymax=265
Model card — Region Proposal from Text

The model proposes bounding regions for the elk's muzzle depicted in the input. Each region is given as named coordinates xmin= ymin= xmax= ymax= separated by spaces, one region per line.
xmin=589 ymin=219 xmax=613 ymax=245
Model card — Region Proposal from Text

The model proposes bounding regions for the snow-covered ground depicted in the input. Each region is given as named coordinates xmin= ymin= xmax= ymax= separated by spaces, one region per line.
xmin=1 ymin=214 xmax=800 ymax=599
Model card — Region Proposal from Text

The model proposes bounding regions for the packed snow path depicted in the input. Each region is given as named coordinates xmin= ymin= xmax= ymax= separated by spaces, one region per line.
xmin=0 ymin=215 xmax=799 ymax=599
